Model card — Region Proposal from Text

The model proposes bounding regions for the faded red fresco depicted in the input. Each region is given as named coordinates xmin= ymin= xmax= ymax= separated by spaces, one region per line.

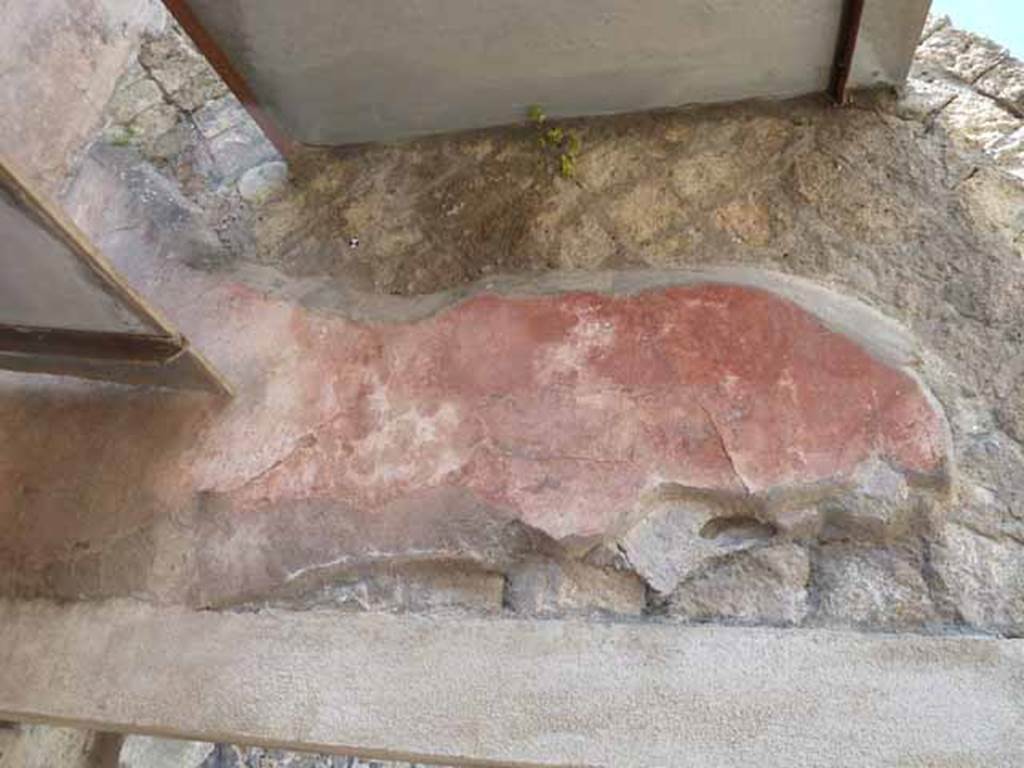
xmin=0 ymin=278 xmax=950 ymax=601
xmin=199 ymin=283 xmax=947 ymax=541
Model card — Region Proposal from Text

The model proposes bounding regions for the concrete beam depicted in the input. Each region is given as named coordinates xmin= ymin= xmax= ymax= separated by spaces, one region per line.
xmin=0 ymin=600 xmax=1021 ymax=767
xmin=176 ymin=0 xmax=930 ymax=145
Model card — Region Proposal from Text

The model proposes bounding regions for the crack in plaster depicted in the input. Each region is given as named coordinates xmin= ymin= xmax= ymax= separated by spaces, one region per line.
xmin=697 ymin=401 xmax=751 ymax=494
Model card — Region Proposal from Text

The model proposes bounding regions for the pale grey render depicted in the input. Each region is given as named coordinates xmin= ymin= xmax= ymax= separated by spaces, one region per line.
xmin=0 ymin=600 xmax=1021 ymax=768
xmin=184 ymin=0 xmax=930 ymax=144
xmin=0 ymin=184 xmax=155 ymax=333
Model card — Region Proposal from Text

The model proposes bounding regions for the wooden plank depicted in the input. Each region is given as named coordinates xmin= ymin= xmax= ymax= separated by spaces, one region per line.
xmin=0 ymin=600 xmax=1021 ymax=767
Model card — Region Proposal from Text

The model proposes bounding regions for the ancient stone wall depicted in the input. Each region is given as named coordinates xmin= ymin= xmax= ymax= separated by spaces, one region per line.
xmin=6 ymin=8 xmax=1017 ymax=634
xmin=0 ymin=6 xmax=1022 ymax=767
xmin=0 ymin=0 xmax=163 ymax=196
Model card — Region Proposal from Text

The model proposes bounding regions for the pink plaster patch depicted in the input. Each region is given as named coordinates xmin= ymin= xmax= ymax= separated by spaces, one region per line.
xmin=210 ymin=284 xmax=947 ymax=541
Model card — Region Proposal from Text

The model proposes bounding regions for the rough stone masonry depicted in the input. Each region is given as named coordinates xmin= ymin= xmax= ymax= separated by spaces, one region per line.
xmin=0 ymin=2 xmax=1023 ymax=766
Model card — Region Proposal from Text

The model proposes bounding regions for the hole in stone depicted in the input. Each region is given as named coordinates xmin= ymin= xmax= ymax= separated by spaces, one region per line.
xmin=699 ymin=516 xmax=776 ymax=545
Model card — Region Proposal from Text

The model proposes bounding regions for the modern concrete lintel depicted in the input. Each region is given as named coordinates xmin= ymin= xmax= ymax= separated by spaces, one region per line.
xmin=0 ymin=600 xmax=1021 ymax=767
xmin=172 ymin=0 xmax=931 ymax=146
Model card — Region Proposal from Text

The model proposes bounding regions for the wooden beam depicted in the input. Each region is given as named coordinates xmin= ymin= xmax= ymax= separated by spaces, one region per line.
xmin=0 ymin=600 xmax=1021 ymax=767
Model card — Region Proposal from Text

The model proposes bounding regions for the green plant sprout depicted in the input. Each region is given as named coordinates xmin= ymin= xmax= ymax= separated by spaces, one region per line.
xmin=527 ymin=105 xmax=582 ymax=180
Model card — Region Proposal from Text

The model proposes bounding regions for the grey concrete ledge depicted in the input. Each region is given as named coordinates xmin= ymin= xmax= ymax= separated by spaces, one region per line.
xmin=240 ymin=264 xmax=924 ymax=369
xmin=0 ymin=600 xmax=1021 ymax=767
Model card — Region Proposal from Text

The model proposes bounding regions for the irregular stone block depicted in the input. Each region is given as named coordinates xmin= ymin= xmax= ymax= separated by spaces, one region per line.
xmin=618 ymin=497 xmax=766 ymax=594
xmin=898 ymin=63 xmax=962 ymax=120
xmin=990 ymin=127 xmax=1024 ymax=181
xmin=916 ymin=25 xmax=1010 ymax=84
xmin=815 ymin=458 xmax=923 ymax=543
xmin=207 ymin=119 xmax=280 ymax=183
xmin=253 ymin=561 xmax=506 ymax=615
xmin=920 ymin=14 xmax=950 ymax=41
xmin=960 ymin=166 xmax=1024 ymax=260
xmin=933 ymin=524 xmax=1024 ymax=635
xmin=938 ymin=90 xmax=1022 ymax=152
xmin=128 ymin=103 xmax=187 ymax=159
xmin=120 ymin=735 xmax=215 ymax=768
xmin=206 ymin=745 xmax=445 ymax=768
xmin=192 ymin=95 xmax=247 ymax=140
xmin=505 ymin=557 xmax=646 ymax=616
xmin=810 ymin=545 xmax=939 ymax=630
xmin=138 ymin=26 xmax=227 ymax=113
xmin=105 ymin=77 xmax=165 ymax=127
xmin=238 ymin=162 xmax=290 ymax=206
xmin=668 ymin=544 xmax=810 ymax=626
xmin=976 ymin=56 xmax=1024 ymax=114
xmin=955 ymin=431 xmax=1024 ymax=543
xmin=0 ymin=724 xmax=110 ymax=768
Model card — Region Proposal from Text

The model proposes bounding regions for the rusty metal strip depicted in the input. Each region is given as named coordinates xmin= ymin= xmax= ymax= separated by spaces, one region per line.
xmin=160 ymin=0 xmax=296 ymax=156
xmin=829 ymin=0 xmax=866 ymax=105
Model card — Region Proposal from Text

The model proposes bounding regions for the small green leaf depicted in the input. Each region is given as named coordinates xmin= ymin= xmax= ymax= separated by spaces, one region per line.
xmin=559 ymin=153 xmax=576 ymax=179
xmin=527 ymin=104 xmax=547 ymax=124
xmin=545 ymin=127 xmax=564 ymax=145
xmin=566 ymin=132 xmax=582 ymax=157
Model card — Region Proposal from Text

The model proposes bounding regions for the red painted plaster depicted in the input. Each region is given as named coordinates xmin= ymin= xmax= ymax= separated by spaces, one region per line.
xmin=0 ymin=279 xmax=948 ymax=596
xmin=198 ymin=283 xmax=947 ymax=541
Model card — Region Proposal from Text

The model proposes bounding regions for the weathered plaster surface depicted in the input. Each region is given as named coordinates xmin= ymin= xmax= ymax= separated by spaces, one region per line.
xmin=0 ymin=11 xmax=1022 ymax=640
xmin=0 ymin=242 xmax=949 ymax=607
xmin=1 ymin=9 xmax=1023 ymax=768
xmin=185 ymin=283 xmax=945 ymax=544
xmin=0 ymin=0 xmax=161 ymax=196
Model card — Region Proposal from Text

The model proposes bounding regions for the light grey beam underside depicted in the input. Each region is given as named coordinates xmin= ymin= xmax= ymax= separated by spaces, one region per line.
xmin=0 ymin=177 xmax=156 ymax=333
xmin=0 ymin=600 xmax=1021 ymax=767
xmin=181 ymin=0 xmax=930 ymax=146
